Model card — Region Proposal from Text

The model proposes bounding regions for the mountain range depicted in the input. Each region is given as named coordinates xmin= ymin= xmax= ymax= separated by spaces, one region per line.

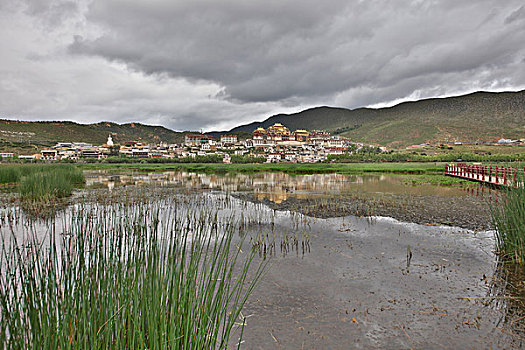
xmin=1 ymin=89 xmax=524 ymax=152
xmin=224 ymin=90 xmax=525 ymax=147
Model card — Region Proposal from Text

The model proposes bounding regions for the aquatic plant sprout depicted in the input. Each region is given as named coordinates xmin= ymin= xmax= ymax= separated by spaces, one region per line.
xmin=0 ymin=192 xmax=266 ymax=349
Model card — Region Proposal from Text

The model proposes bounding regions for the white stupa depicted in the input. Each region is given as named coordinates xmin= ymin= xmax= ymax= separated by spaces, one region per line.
xmin=107 ymin=134 xmax=114 ymax=146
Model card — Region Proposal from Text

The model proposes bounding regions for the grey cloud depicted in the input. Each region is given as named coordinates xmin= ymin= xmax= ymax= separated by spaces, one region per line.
xmin=67 ymin=0 xmax=525 ymax=109
xmin=70 ymin=0 xmax=378 ymax=101
xmin=505 ymin=5 xmax=525 ymax=24
xmin=2 ymin=0 xmax=525 ymax=131
xmin=23 ymin=0 xmax=80 ymax=28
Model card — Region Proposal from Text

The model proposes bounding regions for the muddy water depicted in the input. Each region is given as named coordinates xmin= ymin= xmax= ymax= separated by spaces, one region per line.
xmin=24 ymin=171 xmax=525 ymax=347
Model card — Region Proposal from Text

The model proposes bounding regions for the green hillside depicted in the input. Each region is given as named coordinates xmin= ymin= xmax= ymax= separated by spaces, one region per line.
xmin=229 ymin=90 xmax=525 ymax=148
xmin=0 ymin=120 xmax=186 ymax=153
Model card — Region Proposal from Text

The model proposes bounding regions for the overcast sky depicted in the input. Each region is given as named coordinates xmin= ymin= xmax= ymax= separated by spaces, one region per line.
xmin=1 ymin=0 xmax=524 ymax=131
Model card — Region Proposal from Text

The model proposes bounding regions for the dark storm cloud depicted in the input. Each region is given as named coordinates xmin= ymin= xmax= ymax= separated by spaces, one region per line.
xmin=69 ymin=0 xmax=525 ymax=108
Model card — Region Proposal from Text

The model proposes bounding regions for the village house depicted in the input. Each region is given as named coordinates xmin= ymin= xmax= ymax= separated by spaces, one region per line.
xmin=24 ymin=121 xmax=379 ymax=164
xmin=185 ymin=133 xmax=214 ymax=147
xmin=41 ymin=149 xmax=58 ymax=160
xmin=220 ymin=134 xmax=238 ymax=145
xmin=131 ymin=149 xmax=149 ymax=158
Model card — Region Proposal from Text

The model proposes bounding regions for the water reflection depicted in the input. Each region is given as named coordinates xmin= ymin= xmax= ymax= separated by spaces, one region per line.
xmin=489 ymin=260 xmax=525 ymax=341
xmin=85 ymin=171 xmax=473 ymax=204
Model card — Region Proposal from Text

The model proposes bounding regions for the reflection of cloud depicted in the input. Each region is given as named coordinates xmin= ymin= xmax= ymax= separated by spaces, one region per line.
xmin=488 ymin=259 xmax=525 ymax=339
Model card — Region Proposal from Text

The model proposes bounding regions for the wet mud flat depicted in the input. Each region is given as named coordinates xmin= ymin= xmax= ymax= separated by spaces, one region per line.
xmin=238 ymin=213 xmax=524 ymax=349
xmin=236 ymin=191 xmax=492 ymax=231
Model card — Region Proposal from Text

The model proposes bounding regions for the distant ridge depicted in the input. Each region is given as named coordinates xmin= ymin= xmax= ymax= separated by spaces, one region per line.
xmin=0 ymin=120 xmax=186 ymax=146
xmin=1 ymin=90 xmax=524 ymax=150
xmin=224 ymin=90 xmax=525 ymax=147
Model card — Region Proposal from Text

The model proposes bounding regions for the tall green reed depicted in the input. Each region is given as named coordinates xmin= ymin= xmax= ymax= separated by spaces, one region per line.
xmin=19 ymin=166 xmax=84 ymax=201
xmin=0 ymin=196 xmax=264 ymax=349
xmin=0 ymin=164 xmax=84 ymax=202
xmin=0 ymin=164 xmax=78 ymax=184
xmin=491 ymin=173 xmax=525 ymax=264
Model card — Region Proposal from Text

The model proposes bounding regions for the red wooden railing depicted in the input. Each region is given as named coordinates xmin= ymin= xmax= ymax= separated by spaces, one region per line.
xmin=444 ymin=163 xmax=525 ymax=186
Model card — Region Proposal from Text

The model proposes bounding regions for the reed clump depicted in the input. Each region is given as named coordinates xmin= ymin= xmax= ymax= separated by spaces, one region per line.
xmin=492 ymin=178 xmax=525 ymax=264
xmin=0 ymin=164 xmax=84 ymax=202
xmin=0 ymin=197 xmax=264 ymax=349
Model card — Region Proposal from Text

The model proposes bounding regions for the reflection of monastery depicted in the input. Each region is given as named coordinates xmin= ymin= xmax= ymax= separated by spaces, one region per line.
xmin=86 ymin=171 xmax=465 ymax=201
xmin=86 ymin=171 xmax=372 ymax=203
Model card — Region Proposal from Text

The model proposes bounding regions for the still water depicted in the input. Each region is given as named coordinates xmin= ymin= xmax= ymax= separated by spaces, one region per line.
xmin=85 ymin=170 xmax=472 ymax=202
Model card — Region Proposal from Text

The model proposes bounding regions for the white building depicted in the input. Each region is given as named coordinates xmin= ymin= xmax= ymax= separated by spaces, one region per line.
xmin=220 ymin=134 xmax=238 ymax=144
xmin=41 ymin=150 xmax=58 ymax=160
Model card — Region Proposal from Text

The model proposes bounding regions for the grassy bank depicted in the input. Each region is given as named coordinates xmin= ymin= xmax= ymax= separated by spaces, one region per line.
xmin=402 ymin=174 xmax=474 ymax=186
xmin=81 ymin=162 xmax=446 ymax=175
xmin=328 ymin=150 xmax=525 ymax=163
xmin=0 ymin=195 xmax=264 ymax=348
xmin=0 ymin=164 xmax=84 ymax=201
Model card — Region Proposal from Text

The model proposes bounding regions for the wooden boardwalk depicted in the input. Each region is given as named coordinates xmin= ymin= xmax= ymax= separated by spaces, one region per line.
xmin=445 ymin=163 xmax=525 ymax=187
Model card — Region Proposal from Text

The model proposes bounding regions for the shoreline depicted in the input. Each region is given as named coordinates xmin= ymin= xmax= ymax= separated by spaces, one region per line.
xmin=79 ymin=161 xmax=446 ymax=174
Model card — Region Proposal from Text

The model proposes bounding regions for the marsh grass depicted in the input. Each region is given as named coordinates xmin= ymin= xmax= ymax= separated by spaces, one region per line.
xmin=0 ymin=164 xmax=70 ymax=184
xmin=491 ymin=173 xmax=525 ymax=264
xmin=0 ymin=196 xmax=265 ymax=349
xmin=19 ymin=166 xmax=84 ymax=201
xmin=0 ymin=164 xmax=84 ymax=202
